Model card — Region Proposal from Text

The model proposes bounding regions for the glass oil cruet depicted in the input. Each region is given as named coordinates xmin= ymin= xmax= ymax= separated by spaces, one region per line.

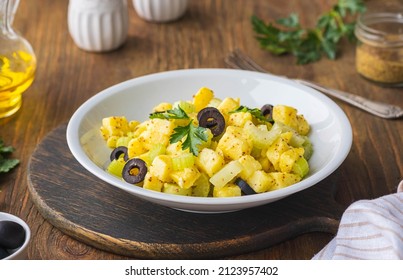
xmin=0 ymin=0 xmax=36 ymax=118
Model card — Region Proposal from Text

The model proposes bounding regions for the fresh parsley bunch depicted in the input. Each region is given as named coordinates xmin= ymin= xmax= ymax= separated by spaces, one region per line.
xmin=251 ymin=0 xmax=366 ymax=64
xmin=0 ymin=139 xmax=19 ymax=173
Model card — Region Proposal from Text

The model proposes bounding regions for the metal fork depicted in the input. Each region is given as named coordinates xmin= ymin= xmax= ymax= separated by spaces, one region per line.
xmin=225 ymin=49 xmax=403 ymax=119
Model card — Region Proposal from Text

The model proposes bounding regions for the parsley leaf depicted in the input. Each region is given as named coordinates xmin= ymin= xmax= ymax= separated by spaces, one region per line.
xmin=230 ymin=105 xmax=268 ymax=122
xmin=149 ymin=106 xmax=189 ymax=120
xmin=170 ymin=121 xmax=208 ymax=156
xmin=251 ymin=0 xmax=366 ymax=64
xmin=0 ymin=139 xmax=19 ymax=173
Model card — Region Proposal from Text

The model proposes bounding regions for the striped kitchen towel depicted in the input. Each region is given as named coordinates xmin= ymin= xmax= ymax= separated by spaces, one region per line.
xmin=313 ymin=180 xmax=403 ymax=260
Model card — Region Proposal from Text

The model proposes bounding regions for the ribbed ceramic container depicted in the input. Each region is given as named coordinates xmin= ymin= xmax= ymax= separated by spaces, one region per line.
xmin=133 ymin=0 xmax=188 ymax=22
xmin=68 ymin=0 xmax=129 ymax=52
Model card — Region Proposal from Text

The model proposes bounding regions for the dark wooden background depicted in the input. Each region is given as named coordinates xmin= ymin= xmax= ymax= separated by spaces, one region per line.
xmin=0 ymin=0 xmax=402 ymax=259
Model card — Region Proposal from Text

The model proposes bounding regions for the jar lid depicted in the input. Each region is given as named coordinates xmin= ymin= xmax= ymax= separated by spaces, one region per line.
xmin=355 ymin=12 xmax=403 ymax=47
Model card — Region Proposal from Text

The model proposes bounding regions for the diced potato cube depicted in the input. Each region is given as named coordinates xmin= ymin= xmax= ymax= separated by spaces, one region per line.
xmin=150 ymin=155 xmax=173 ymax=182
xmin=140 ymin=119 xmax=174 ymax=150
xmin=217 ymin=126 xmax=252 ymax=160
xmin=193 ymin=87 xmax=214 ymax=112
xmin=217 ymin=97 xmax=240 ymax=122
xmin=246 ymin=170 xmax=275 ymax=193
xmin=153 ymin=102 xmax=172 ymax=112
xmin=269 ymin=172 xmax=301 ymax=190
xmin=266 ymin=132 xmax=293 ymax=171
xmin=272 ymin=105 xmax=310 ymax=136
xmin=100 ymin=126 xmax=110 ymax=141
xmin=127 ymin=137 xmax=148 ymax=158
xmin=213 ymin=184 xmax=241 ymax=197
xmin=170 ymin=166 xmax=201 ymax=189
xmin=196 ymin=148 xmax=225 ymax=177
xmin=209 ymin=160 xmax=243 ymax=188
xmin=238 ymin=155 xmax=262 ymax=180
xmin=128 ymin=120 xmax=140 ymax=131
xmin=279 ymin=147 xmax=305 ymax=173
xmin=162 ymin=183 xmax=192 ymax=196
xmin=227 ymin=112 xmax=253 ymax=127
xmin=296 ymin=115 xmax=310 ymax=136
xmin=101 ymin=116 xmax=130 ymax=136
xmin=258 ymin=156 xmax=275 ymax=173
xmin=143 ymin=172 xmax=163 ymax=192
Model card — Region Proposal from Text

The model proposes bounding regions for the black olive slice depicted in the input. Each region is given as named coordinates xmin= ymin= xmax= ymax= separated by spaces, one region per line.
xmin=110 ymin=146 xmax=129 ymax=162
xmin=197 ymin=107 xmax=225 ymax=137
xmin=122 ymin=158 xmax=147 ymax=184
xmin=235 ymin=178 xmax=257 ymax=195
xmin=261 ymin=104 xmax=274 ymax=122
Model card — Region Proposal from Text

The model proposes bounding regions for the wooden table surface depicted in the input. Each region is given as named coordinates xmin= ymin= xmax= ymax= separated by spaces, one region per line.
xmin=1 ymin=0 xmax=402 ymax=260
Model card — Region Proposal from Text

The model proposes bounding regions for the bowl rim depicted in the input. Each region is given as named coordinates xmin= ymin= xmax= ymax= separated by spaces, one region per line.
xmin=66 ymin=68 xmax=352 ymax=208
xmin=0 ymin=212 xmax=31 ymax=260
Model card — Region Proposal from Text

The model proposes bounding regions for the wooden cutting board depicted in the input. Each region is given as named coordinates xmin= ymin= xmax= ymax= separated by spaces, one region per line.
xmin=27 ymin=124 xmax=345 ymax=259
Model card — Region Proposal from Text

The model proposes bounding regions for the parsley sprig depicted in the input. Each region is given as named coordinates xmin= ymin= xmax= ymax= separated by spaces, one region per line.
xmin=149 ymin=106 xmax=189 ymax=120
xmin=0 ymin=139 xmax=19 ymax=173
xmin=150 ymin=106 xmax=208 ymax=156
xmin=251 ymin=0 xmax=366 ymax=64
xmin=170 ymin=121 xmax=208 ymax=156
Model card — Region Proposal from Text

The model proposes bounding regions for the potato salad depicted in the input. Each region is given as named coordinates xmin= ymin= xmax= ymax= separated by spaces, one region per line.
xmin=100 ymin=87 xmax=313 ymax=197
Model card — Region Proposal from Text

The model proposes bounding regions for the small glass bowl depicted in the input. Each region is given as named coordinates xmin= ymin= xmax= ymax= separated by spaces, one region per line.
xmin=355 ymin=12 xmax=403 ymax=87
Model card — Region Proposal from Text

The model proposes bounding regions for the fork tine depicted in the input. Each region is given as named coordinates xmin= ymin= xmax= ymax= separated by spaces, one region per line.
xmin=225 ymin=49 xmax=267 ymax=73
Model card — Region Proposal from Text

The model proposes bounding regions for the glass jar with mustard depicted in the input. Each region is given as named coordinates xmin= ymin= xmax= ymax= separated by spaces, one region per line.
xmin=355 ymin=12 xmax=403 ymax=87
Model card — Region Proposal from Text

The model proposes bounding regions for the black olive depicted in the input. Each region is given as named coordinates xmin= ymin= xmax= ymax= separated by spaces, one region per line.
xmin=235 ymin=178 xmax=257 ymax=195
xmin=122 ymin=158 xmax=147 ymax=184
xmin=110 ymin=146 xmax=129 ymax=162
xmin=0 ymin=220 xmax=26 ymax=249
xmin=0 ymin=246 xmax=10 ymax=259
xmin=197 ymin=107 xmax=225 ymax=137
xmin=261 ymin=104 xmax=274 ymax=122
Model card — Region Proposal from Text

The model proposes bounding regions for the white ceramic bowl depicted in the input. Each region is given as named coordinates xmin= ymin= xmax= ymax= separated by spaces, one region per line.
xmin=66 ymin=69 xmax=352 ymax=213
xmin=0 ymin=212 xmax=31 ymax=260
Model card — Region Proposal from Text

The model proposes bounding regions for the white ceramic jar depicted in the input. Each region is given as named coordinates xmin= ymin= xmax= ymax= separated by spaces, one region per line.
xmin=133 ymin=0 xmax=188 ymax=22
xmin=68 ymin=0 xmax=129 ymax=52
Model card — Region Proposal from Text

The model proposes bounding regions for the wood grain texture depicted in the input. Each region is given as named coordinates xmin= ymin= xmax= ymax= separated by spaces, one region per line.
xmin=0 ymin=0 xmax=402 ymax=259
xmin=27 ymin=125 xmax=344 ymax=259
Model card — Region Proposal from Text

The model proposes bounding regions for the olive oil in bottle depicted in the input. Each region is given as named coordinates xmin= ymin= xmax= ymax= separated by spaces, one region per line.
xmin=0 ymin=0 xmax=36 ymax=118
xmin=0 ymin=51 xmax=36 ymax=118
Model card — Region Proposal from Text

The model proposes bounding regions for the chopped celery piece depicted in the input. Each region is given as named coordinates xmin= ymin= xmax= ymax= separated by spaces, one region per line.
xmin=148 ymin=143 xmax=166 ymax=162
xmin=292 ymin=157 xmax=309 ymax=178
xmin=173 ymin=101 xmax=195 ymax=114
xmin=275 ymin=122 xmax=306 ymax=147
xmin=107 ymin=158 xmax=125 ymax=177
xmin=289 ymin=133 xmax=306 ymax=147
xmin=302 ymin=138 xmax=313 ymax=160
xmin=207 ymin=97 xmax=222 ymax=108
xmin=116 ymin=136 xmax=131 ymax=147
xmin=192 ymin=173 xmax=211 ymax=197
xmin=244 ymin=121 xmax=282 ymax=149
xmin=209 ymin=160 xmax=243 ymax=188
xmin=172 ymin=153 xmax=195 ymax=171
